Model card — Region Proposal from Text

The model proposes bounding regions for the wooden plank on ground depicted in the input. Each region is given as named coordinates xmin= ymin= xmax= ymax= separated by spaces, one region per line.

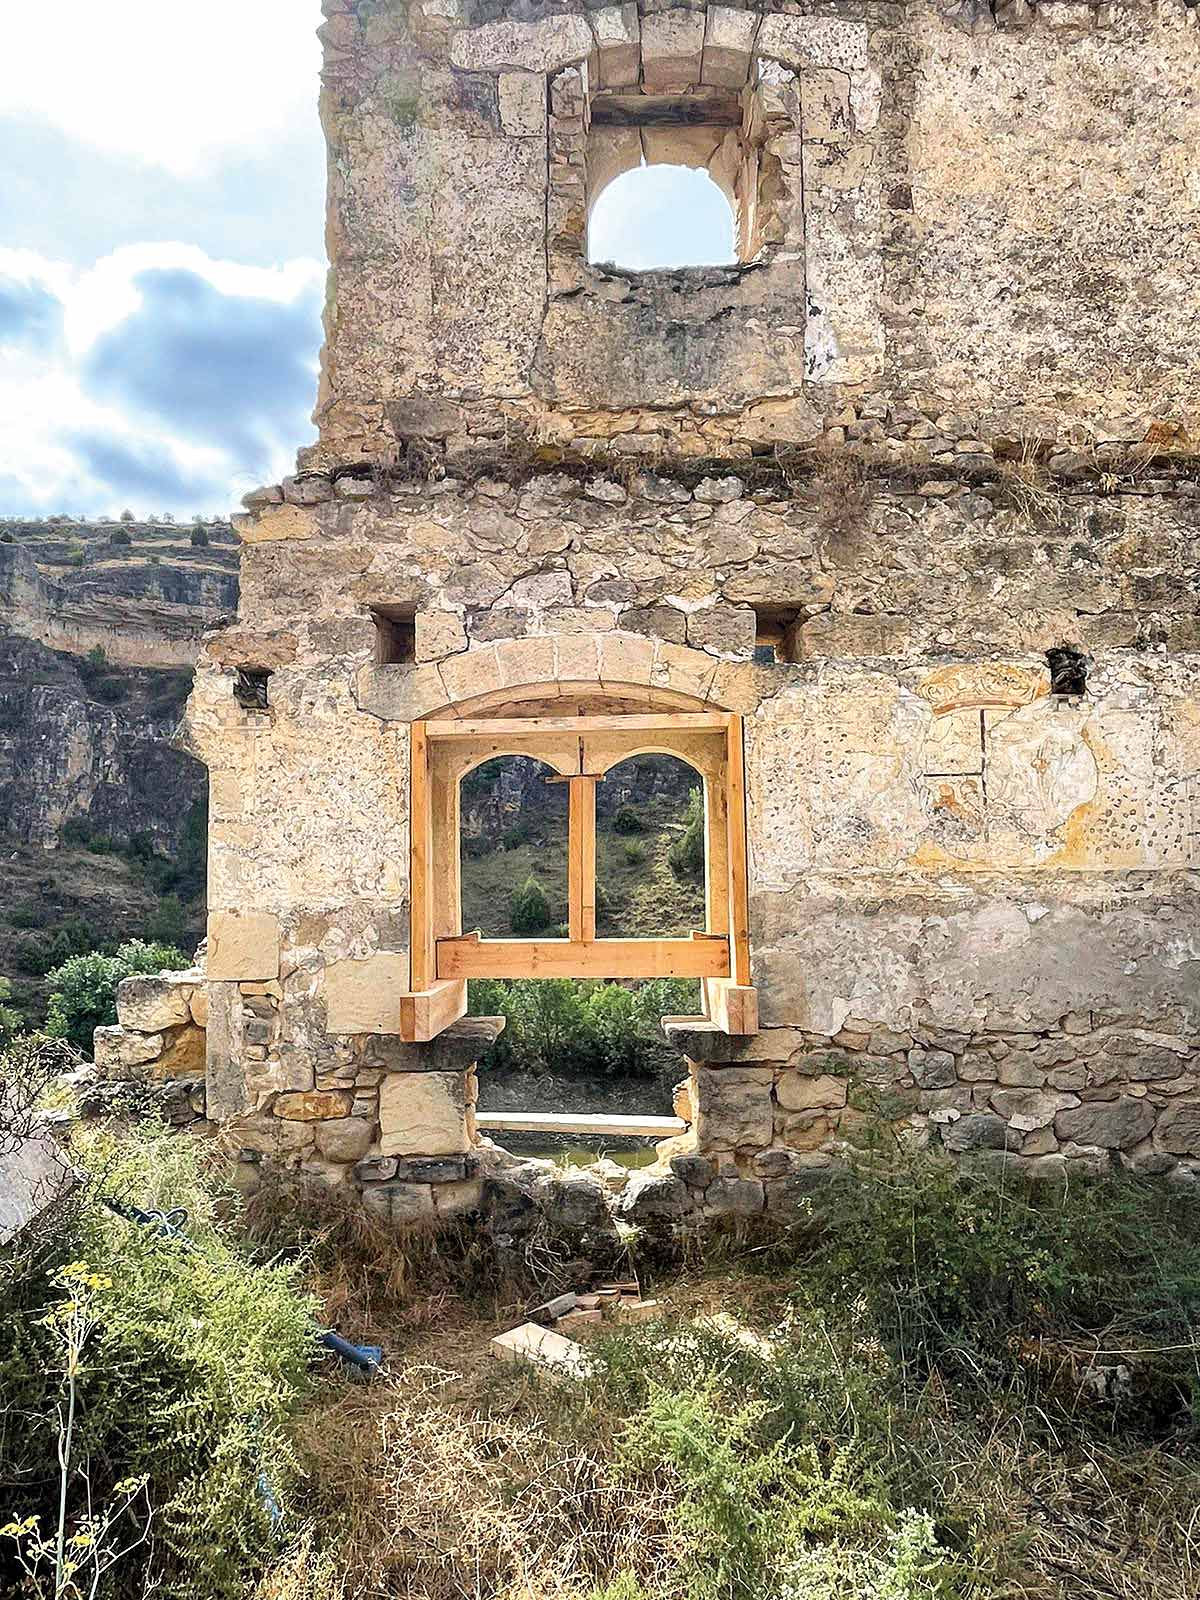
xmin=489 ymin=1322 xmax=595 ymax=1380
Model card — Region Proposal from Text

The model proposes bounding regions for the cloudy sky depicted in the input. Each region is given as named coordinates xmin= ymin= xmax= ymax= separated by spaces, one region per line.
xmin=0 ymin=3 xmax=733 ymax=519
xmin=0 ymin=0 xmax=327 ymax=518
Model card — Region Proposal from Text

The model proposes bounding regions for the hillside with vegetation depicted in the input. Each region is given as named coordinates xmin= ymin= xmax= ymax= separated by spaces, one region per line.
xmin=0 ymin=514 xmax=234 ymax=1030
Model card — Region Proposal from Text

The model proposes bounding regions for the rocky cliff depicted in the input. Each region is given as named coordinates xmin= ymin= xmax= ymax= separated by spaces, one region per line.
xmin=0 ymin=518 xmax=238 ymax=854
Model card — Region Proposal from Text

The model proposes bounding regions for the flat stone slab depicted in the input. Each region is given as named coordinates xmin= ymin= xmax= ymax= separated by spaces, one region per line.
xmin=475 ymin=1111 xmax=686 ymax=1138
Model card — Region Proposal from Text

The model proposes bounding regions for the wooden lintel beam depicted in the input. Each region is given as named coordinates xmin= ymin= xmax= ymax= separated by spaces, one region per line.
xmin=424 ymin=713 xmax=729 ymax=739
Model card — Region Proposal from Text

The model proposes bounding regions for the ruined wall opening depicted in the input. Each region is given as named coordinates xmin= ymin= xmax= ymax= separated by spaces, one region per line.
xmin=588 ymin=164 xmax=736 ymax=270
xmin=457 ymin=744 xmax=707 ymax=1160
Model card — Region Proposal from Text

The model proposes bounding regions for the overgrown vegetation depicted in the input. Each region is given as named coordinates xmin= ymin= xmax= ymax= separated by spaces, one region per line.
xmin=469 ymin=976 xmax=698 ymax=1080
xmin=286 ymin=1145 xmax=1200 ymax=1600
xmin=0 ymin=1052 xmax=318 ymax=1600
xmin=4 ymin=1043 xmax=1200 ymax=1600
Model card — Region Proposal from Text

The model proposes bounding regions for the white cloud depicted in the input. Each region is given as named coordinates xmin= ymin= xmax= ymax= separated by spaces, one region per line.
xmin=0 ymin=0 xmax=324 ymax=178
xmin=0 ymin=245 xmax=324 ymax=517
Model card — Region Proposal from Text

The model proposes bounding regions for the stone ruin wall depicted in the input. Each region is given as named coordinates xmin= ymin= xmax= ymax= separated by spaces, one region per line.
xmin=95 ymin=0 xmax=1200 ymax=1227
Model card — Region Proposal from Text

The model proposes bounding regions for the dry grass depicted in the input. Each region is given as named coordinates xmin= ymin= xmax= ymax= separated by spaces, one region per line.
xmin=242 ymin=1169 xmax=519 ymax=1342
xmin=295 ymin=1363 xmax=680 ymax=1600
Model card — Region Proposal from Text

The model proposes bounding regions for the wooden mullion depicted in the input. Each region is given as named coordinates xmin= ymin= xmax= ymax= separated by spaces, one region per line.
xmin=568 ymin=776 xmax=598 ymax=943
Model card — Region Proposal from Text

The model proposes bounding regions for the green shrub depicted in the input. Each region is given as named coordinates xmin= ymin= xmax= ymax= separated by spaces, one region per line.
xmin=0 ymin=979 xmax=22 ymax=1046
xmin=613 ymin=805 xmax=644 ymax=835
xmin=190 ymin=526 xmax=209 ymax=547
xmin=622 ymin=841 xmax=647 ymax=865
xmin=109 ymin=527 xmax=132 ymax=546
xmin=613 ymin=1377 xmax=954 ymax=1600
xmin=667 ymin=788 xmax=705 ymax=879
xmin=510 ymin=874 xmax=553 ymax=935
xmin=44 ymin=938 xmax=186 ymax=1051
xmin=145 ymin=894 xmax=188 ymax=949
xmin=803 ymin=1147 xmax=1200 ymax=1390
xmin=469 ymin=976 xmax=698 ymax=1079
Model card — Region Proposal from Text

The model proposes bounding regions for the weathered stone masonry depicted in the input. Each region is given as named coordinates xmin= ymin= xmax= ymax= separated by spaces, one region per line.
xmin=98 ymin=0 xmax=1200 ymax=1222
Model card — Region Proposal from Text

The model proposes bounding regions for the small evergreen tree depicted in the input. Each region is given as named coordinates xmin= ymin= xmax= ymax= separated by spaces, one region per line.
xmin=510 ymin=874 xmax=553 ymax=935
xmin=667 ymin=788 xmax=705 ymax=879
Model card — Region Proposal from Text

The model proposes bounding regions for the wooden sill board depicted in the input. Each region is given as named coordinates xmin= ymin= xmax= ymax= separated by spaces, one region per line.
xmin=436 ymin=934 xmax=730 ymax=980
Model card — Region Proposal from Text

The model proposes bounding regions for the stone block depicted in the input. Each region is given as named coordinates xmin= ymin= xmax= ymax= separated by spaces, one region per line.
xmin=592 ymin=2 xmax=639 ymax=86
xmin=702 ymin=5 xmax=758 ymax=87
xmin=450 ymin=14 xmax=593 ymax=72
xmin=378 ymin=1071 xmax=470 ymax=1156
xmin=92 ymin=1026 xmax=164 ymax=1076
xmin=1055 ymin=1097 xmax=1156 ymax=1150
xmin=498 ymin=71 xmax=546 ymax=136
xmin=433 ymin=1179 xmax=485 ymax=1217
xmin=780 ymin=1112 xmax=834 ymax=1151
xmin=314 ymin=1116 xmax=375 ymax=1162
xmin=775 ymin=1072 xmax=846 ymax=1112
xmin=324 ymin=954 xmax=410 ymax=1034
xmin=617 ymin=1168 xmax=692 ymax=1220
xmin=275 ymin=1090 xmax=354 ymax=1121
xmin=537 ymin=1171 xmax=608 ymax=1228
xmin=693 ymin=1067 xmax=774 ymax=1150
xmin=942 ymin=1113 xmax=1012 ymax=1152
xmin=356 ymin=661 xmax=449 ymax=721
xmin=207 ymin=912 xmax=280 ymax=982
xmin=990 ymin=1088 xmax=1078 ymax=1132
xmin=392 ymin=1155 xmax=469 ymax=1183
xmin=115 ymin=974 xmax=193 ymax=1033
xmin=438 ymin=647 xmax=505 ymax=707
xmin=641 ymin=8 xmax=705 ymax=88
xmin=415 ymin=611 xmax=468 ymax=662
xmin=598 ymin=632 xmax=655 ymax=689
xmin=1158 ymin=1103 xmax=1200 ymax=1158
xmin=156 ymin=1024 xmax=208 ymax=1080
xmin=907 ymin=1048 xmax=957 ymax=1089
xmin=234 ymin=504 xmax=318 ymax=544
xmin=189 ymin=988 xmax=209 ymax=1028
xmin=205 ymin=982 xmax=245 ymax=1121
xmin=651 ymin=641 xmax=717 ymax=702
xmin=704 ymin=1176 xmax=765 ymax=1216
xmin=685 ymin=606 xmax=756 ymax=658
xmin=670 ymin=1152 xmax=717 ymax=1187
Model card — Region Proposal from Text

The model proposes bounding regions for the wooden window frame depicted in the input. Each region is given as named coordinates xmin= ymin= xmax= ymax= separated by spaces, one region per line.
xmin=399 ymin=711 xmax=755 ymax=1040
